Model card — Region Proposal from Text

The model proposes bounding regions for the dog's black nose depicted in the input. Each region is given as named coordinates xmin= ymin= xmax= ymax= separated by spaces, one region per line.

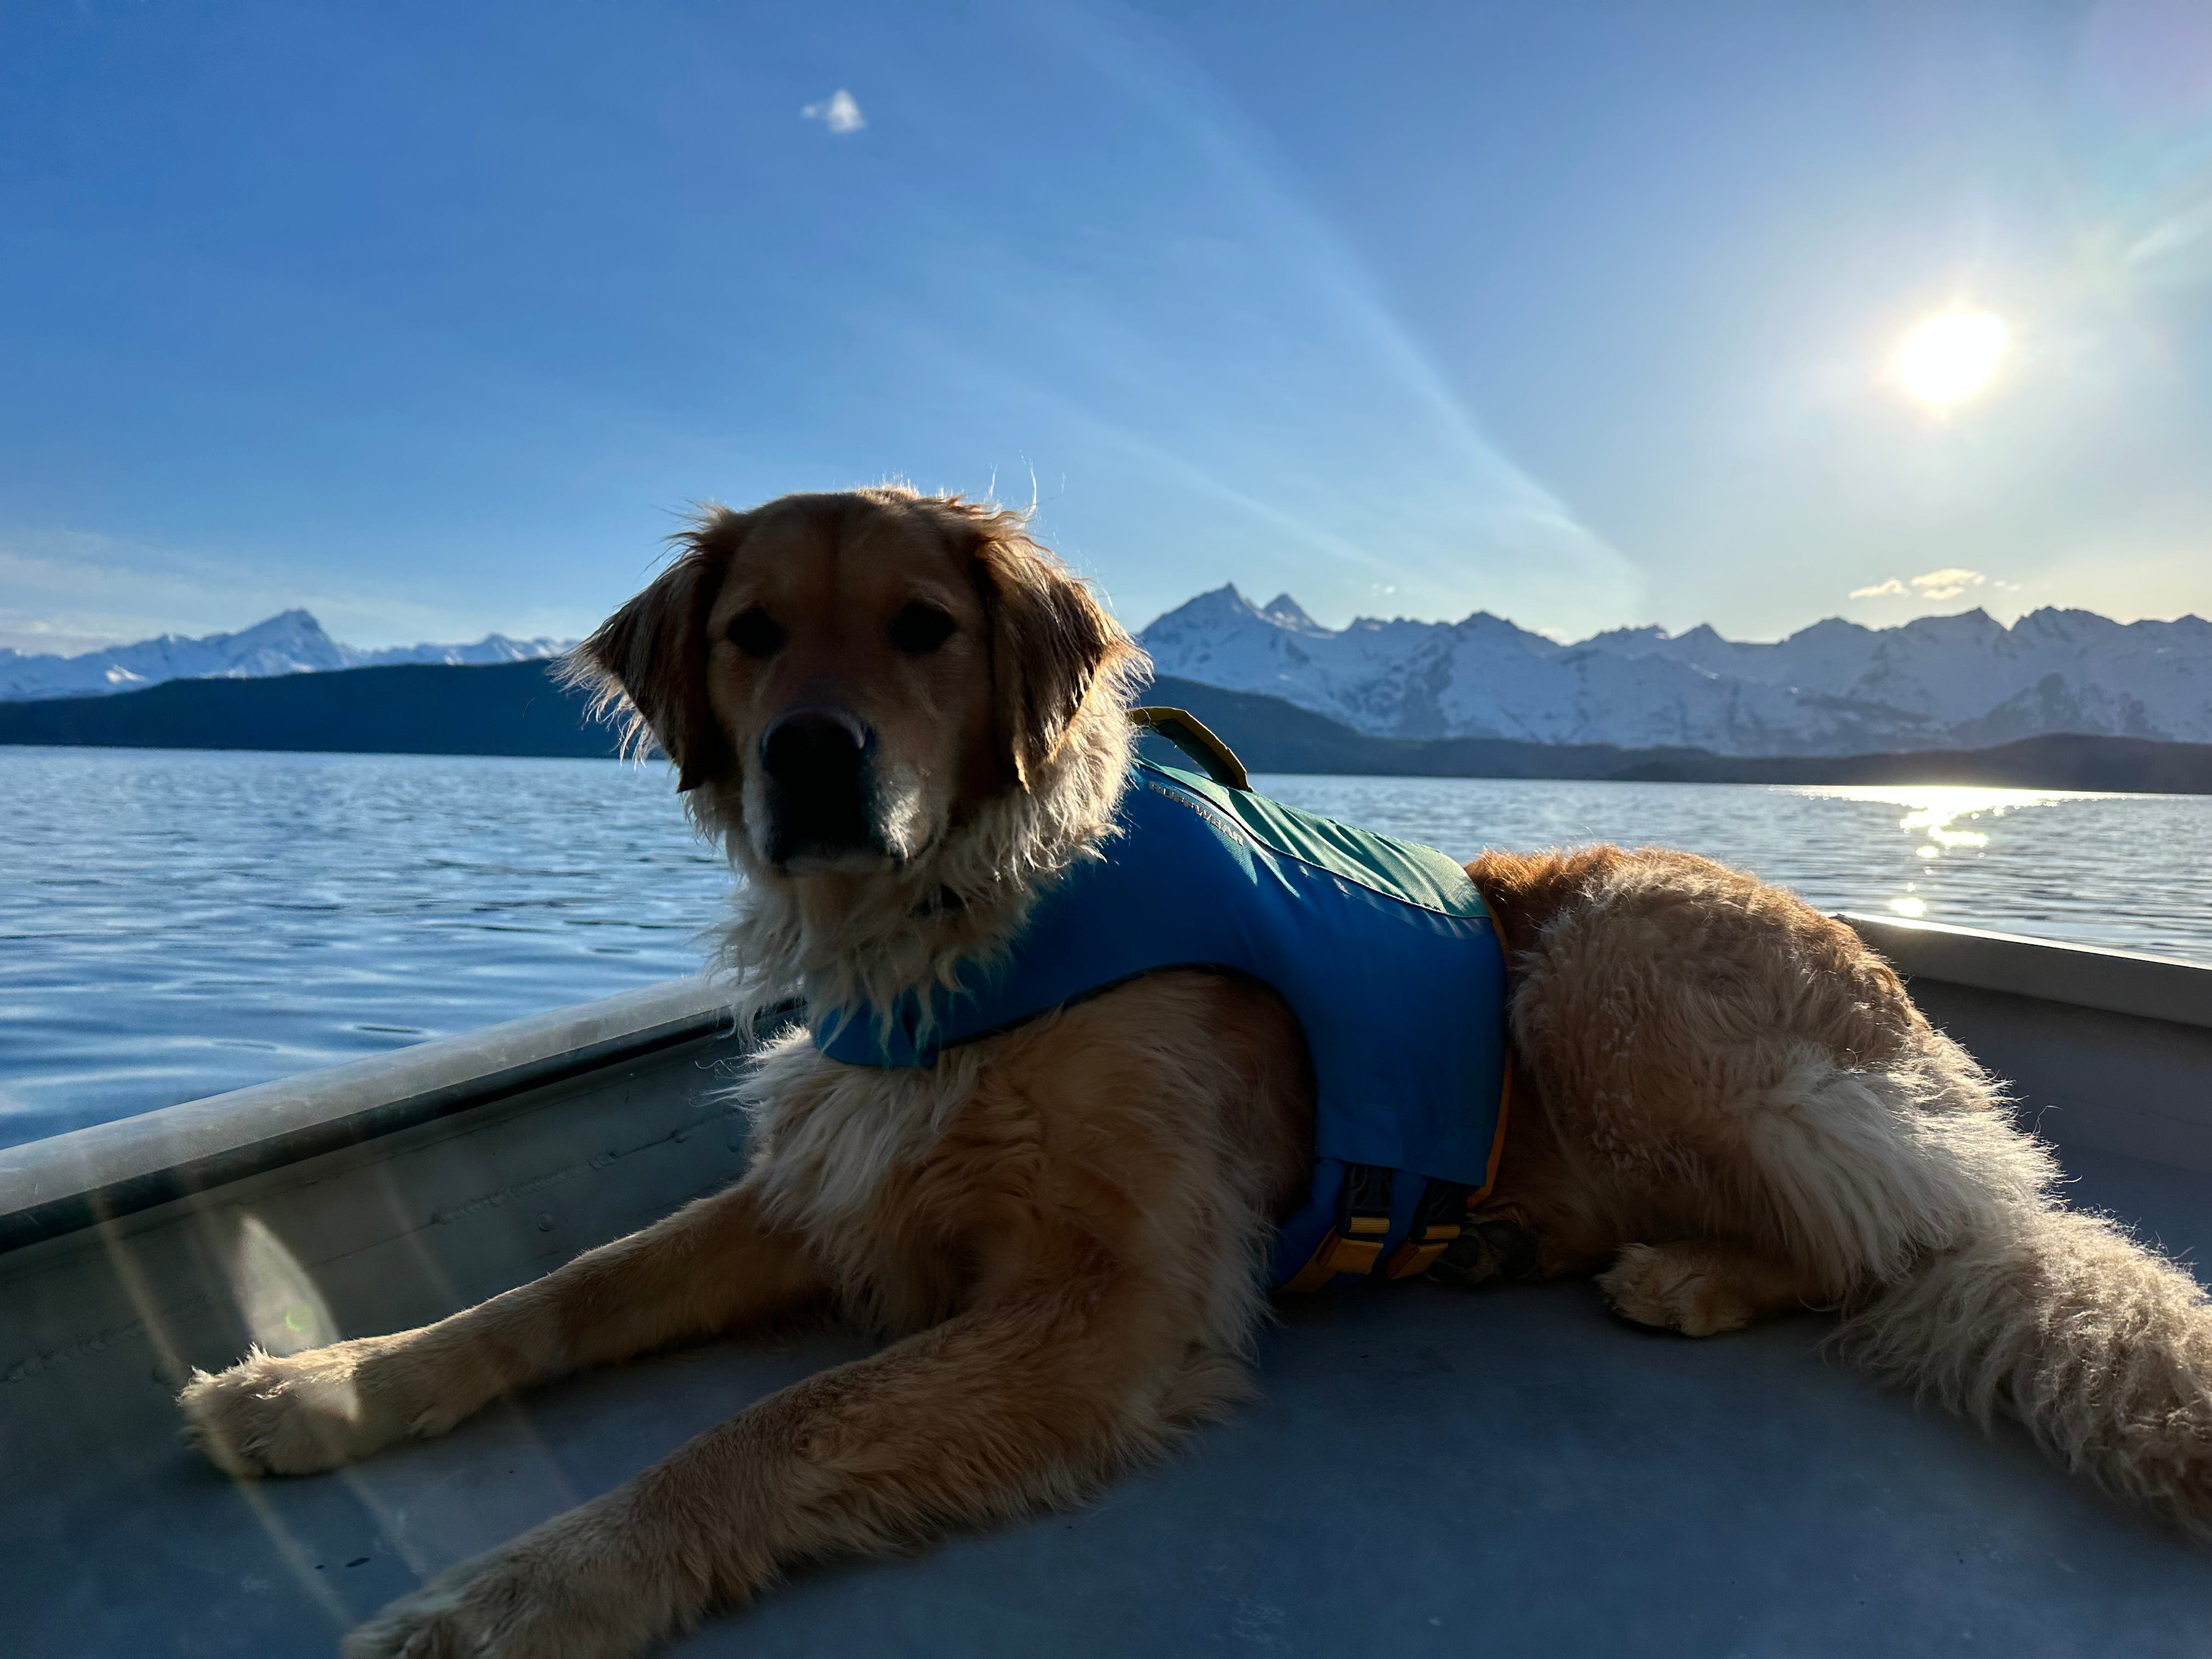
xmin=760 ymin=708 xmax=883 ymax=866
xmin=761 ymin=708 xmax=872 ymax=790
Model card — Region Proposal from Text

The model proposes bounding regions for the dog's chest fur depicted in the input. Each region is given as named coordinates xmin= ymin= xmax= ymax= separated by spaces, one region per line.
xmin=731 ymin=974 xmax=1316 ymax=1372
xmin=738 ymin=1028 xmax=1023 ymax=1333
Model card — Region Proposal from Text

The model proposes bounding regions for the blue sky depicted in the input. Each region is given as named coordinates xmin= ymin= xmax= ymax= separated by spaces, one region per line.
xmin=3 ymin=0 xmax=2209 ymax=654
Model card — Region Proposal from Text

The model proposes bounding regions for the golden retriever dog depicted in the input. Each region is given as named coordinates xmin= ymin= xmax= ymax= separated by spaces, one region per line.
xmin=179 ymin=487 xmax=2212 ymax=1657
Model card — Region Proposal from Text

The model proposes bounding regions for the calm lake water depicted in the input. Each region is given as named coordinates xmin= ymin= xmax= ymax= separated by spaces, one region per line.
xmin=4 ymin=746 xmax=2210 ymax=1149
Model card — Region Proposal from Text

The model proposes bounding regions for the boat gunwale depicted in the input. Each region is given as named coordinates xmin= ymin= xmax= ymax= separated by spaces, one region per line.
xmin=1838 ymin=912 xmax=2212 ymax=1030
xmin=0 ymin=976 xmax=739 ymax=1254
xmin=2 ymin=917 xmax=2207 ymax=1259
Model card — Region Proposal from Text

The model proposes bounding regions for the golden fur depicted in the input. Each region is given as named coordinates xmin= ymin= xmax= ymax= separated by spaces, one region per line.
xmin=177 ymin=488 xmax=2212 ymax=1658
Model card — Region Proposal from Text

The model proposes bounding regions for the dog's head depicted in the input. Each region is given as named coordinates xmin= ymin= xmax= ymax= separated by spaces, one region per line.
xmin=569 ymin=488 xmax=1139 ymax=880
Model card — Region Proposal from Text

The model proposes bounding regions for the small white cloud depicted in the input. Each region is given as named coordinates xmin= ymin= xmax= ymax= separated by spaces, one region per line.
xmin=801 ymin=89 xmax=866 ymax=135
xmin=1909 ymin=567 xmax=1987 ymax=602
xmin=1849 ymin=569 xmax=1996 ymax=603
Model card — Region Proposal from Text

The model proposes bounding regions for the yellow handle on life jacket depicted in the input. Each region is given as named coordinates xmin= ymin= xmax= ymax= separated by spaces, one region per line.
xmin=1128 ymin=706 xmax=1250 ymax=791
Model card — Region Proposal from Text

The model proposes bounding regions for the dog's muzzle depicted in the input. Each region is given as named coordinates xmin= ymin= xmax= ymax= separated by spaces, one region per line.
xmin=759 ymin=706 xmax=890 ymax=868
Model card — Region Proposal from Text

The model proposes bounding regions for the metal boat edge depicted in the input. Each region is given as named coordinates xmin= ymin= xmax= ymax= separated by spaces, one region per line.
xmin=1838 ymin=911 xmax=2212 ymax=1030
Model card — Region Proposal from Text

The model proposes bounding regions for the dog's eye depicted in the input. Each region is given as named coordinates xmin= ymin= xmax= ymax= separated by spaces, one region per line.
xmin=725 ymin=607 xmax=787 ymax=659
xmin=887 ymin=602 xmax=957 ymax=656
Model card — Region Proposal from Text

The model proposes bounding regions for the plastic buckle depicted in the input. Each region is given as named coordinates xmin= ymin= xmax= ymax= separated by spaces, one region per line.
xmin=1279 ymin=1164 xmax=1397 ymax=1291
xmin=1386 ymin=1179 xmax=1475 ymax=1279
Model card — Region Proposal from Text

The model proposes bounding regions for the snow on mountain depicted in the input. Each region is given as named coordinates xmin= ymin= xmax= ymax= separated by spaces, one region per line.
xmin=1140 ymin=586 xmax=2212 ymax=756
xmin=345 ymin=633 xmax=578 ymax=669
xmin=0 ymin=611 xmax=574 ymax=702
xmin=1579 ymin=604 xmax=2212 ymax=745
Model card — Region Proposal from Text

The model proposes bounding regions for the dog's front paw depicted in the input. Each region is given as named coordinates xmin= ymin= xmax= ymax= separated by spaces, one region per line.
xmin=177 ymin=1339 xmax=433 ymax=1476
xmin=346 ymin=1517 xmax=673 ymax=1659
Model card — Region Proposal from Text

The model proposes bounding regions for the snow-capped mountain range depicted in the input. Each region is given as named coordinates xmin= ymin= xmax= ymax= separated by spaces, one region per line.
xmin=1139 ymin=588 xmax=2212 ymax=757
xmin=10 ymin=595 xmax=2212 ymax=758
xmin=0 ymin=610 xmax=573 ymax=702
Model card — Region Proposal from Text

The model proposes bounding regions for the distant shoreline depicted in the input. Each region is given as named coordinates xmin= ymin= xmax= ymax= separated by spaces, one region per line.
xmin=2 ymin=660 xmax=2209 ymax=795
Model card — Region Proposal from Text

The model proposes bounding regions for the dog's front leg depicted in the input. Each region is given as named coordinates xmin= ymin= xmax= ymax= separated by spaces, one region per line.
xmin=345 ymin=1259 xmax=1220 ymax=1659
xmin=180 ymin=1180 xmax=823 ymax=1477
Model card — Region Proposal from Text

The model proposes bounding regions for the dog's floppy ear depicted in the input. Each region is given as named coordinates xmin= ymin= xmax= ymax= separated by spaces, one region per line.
xmin=967 ymin=515 xmax=1139 ymax=791
xmin=562 ymin=515 xmax=741 ymax=792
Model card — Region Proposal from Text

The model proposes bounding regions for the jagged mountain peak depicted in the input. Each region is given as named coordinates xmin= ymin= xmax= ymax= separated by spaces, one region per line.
xmin=1896 ymin=607 xmax=2004 ymax=640
xmin=1785 ymin=616 xmax=1876 ymax=644
xmin=1143 ymin=585 xmax=1260 ymax=630
xmin=257 ymin=607 xmax=323 ymax=630
xmin=1583 ymin=624 xmax=1672 ymax=650
xmin=1259 ymin=592 xmax=1317 ymax=628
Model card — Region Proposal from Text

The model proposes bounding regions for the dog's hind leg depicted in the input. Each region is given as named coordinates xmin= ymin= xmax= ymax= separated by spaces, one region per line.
xmin=179 ymin=1182 xmax=825 ymax=1478
xmin=1476 ymin=845 xmax=2212 ymax=1531
xmin=1472 ymin=845 xmax=2053 ymax=1316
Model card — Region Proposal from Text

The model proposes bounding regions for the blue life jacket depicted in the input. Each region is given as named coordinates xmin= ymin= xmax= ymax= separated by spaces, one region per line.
xmin=811 ymin=718 xmax=1512 ymax=1291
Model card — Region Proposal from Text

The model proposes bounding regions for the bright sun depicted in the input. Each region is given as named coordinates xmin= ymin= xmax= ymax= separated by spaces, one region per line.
xmin=1894 ymin=311 xmax=2009 ymax=404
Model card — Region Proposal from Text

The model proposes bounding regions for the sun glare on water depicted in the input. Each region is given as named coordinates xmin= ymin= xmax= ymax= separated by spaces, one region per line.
xmin=1894 ymin=311 xmax=2008 ymax=404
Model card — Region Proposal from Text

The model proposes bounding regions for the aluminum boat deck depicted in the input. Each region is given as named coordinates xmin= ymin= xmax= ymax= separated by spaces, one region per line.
xmin=3 ymin=915 xmax=2209 ymax=1656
